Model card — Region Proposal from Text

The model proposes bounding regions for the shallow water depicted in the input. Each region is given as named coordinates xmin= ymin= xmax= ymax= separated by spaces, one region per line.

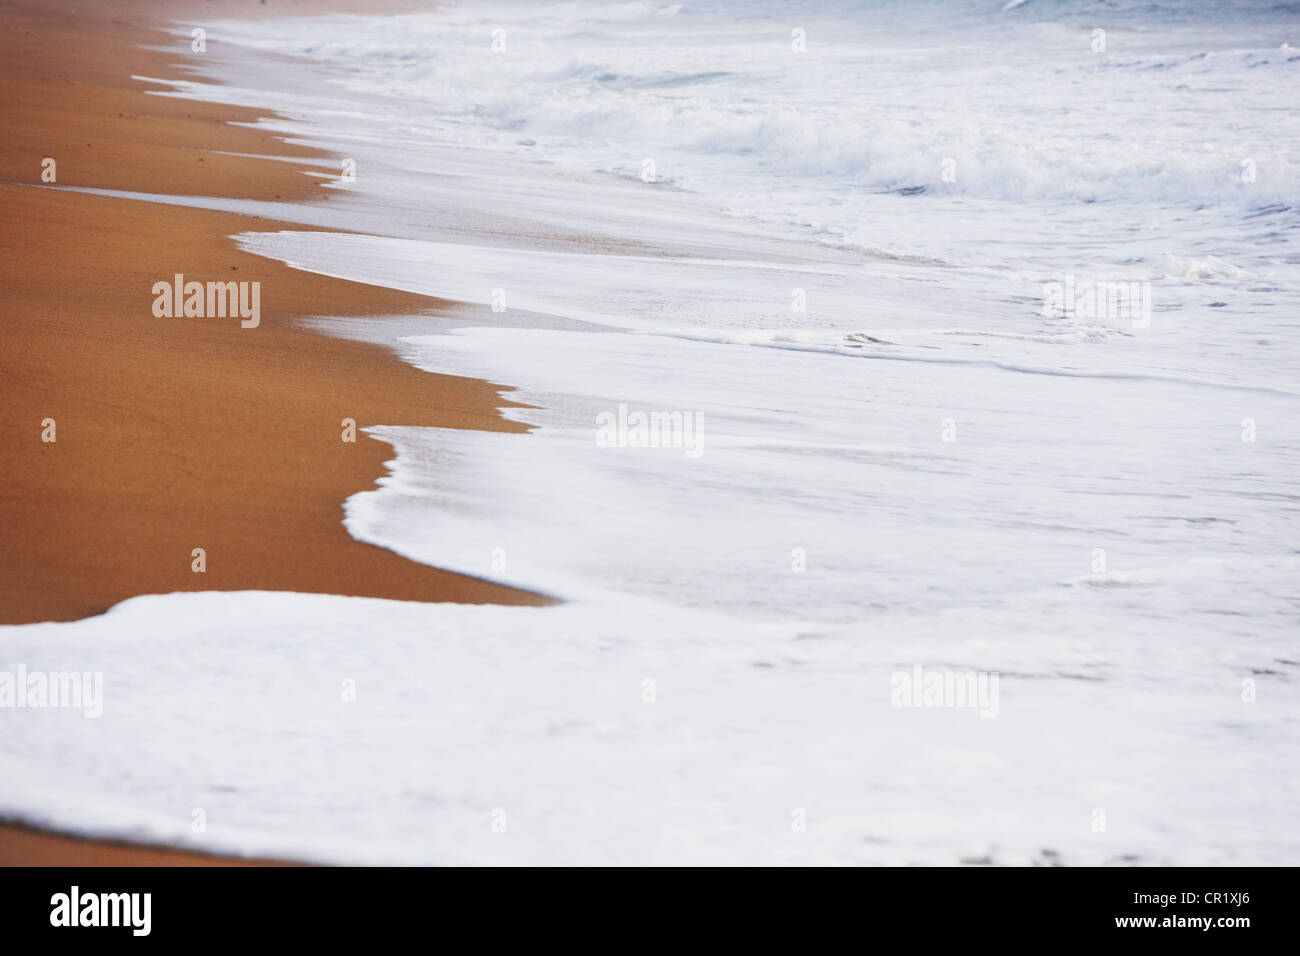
xmin=3 ymin=0 xmax=1298 ymax=864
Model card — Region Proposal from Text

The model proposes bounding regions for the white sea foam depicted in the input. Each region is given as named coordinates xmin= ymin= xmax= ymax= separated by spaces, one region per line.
xmin=3 ymin=0 xmax=1299 ymax=864
xmin=192 ymin=0 xmax=1300 ymax=215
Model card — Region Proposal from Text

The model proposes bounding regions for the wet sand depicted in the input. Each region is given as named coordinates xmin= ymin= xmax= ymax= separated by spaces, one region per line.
xmin=0 ymin=0 xmax=545 ymax=864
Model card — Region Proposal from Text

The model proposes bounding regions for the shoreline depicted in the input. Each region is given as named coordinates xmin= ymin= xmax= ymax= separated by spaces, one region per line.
xmin=0 ymin=822 xmax=300 ymax=867
xmin=1 ymin=0 xmax=543 ymax=864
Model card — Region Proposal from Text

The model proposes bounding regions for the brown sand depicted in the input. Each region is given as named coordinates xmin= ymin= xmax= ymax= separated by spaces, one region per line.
xmin=1 ymin=0 xmax=547 ymax=864
xmin=0 ymin=824 xmax=298 ymax=867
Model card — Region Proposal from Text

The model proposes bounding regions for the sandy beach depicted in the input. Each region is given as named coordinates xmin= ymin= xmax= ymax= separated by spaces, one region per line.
xmin=0 ymin=0 xmax=546 ymax=863
xmin=2 ymin=0 xmax=1296 ymax=870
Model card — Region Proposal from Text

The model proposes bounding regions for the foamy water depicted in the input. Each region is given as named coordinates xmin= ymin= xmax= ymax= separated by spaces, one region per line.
xmin=3 ymin=0 xmax=1298 ymax=864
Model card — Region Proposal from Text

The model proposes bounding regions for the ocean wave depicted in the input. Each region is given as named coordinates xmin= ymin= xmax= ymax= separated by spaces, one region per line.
xmin=209 ymin=3 xmax=1300 ymax=208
